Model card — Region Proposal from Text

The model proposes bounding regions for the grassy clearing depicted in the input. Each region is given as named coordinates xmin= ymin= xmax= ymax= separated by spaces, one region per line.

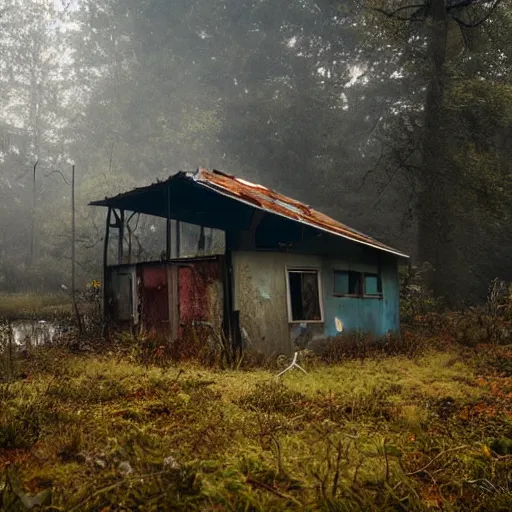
xmin=0 ymin=293 xmax=72 ymax=319
xmin=1 ymin=346 xmax=512 ymax=511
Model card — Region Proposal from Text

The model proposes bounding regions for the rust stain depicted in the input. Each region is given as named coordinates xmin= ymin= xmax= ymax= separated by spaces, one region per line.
xmin=194 ymin=168 xmax=405 ymax=257
xmin=140 ymin=265 xmax=169 ymax=338
xmin=178 ymin=261 xmax=220 ymax=326
xmin=91 ymin=168 xmax=408 ymax=258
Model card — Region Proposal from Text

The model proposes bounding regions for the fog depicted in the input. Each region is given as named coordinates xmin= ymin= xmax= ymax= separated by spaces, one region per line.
xmin=0 ymin=0 xmax=511 ymax=302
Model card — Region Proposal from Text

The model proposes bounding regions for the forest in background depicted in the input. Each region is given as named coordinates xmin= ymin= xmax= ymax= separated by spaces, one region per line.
xmin=0 ymin=0 xmax=511 ymax=304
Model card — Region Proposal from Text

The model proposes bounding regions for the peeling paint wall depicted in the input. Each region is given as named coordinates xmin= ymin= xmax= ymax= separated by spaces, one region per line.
xmin=140 ymin=265 xmax=169 ymax=338
xmin=106 ymin=258 xmax=223 ymax=342
xmin=177 ymin=261 xmax=223 ymax=336
xmin=232 ymin=252 xmax=323 ymax=356
xmin=232 ymin=250 xmax=400 ymax=356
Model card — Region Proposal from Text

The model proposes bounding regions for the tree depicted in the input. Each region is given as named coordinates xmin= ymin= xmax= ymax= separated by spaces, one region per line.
xmin=0 ymin=0 xmax=75 ymax=285
xmin=369 ymin=0 xmax=512 ymax=301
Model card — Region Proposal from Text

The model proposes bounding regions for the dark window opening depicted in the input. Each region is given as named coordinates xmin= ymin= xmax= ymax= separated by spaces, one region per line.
xmin=334 ymin=270 xmax=362 ymax=295
xmin=288 ymin=270 xmax=322 ymax=322
xmin=334 ymin=270 xmax=382 ymax=297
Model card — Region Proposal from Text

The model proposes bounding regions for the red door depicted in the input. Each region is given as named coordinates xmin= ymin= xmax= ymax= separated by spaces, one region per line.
xmin=140 ymin=265 xmax=169 ymax=338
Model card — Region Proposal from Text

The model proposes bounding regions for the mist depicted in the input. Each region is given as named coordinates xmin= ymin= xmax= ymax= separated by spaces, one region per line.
xmin=0 ymin=0 xmax=511 ymax=302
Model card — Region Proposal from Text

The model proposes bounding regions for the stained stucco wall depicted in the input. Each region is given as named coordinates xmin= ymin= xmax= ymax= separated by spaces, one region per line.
xmin=231 ymin=250 xmax=400 ymax=356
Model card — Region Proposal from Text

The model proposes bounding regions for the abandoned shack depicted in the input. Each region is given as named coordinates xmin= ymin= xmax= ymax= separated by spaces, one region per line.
xmin=90 ymin=168 xmax=409 ymax=356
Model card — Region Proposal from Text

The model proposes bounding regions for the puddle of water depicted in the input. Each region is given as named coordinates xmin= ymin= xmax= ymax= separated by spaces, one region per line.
xmin=9 ymin=320 xmax=69 ymax=349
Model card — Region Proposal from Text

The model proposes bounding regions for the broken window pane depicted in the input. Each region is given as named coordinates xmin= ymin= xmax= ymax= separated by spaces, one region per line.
xmin=288 ymin=270 xmax=322 ymax=322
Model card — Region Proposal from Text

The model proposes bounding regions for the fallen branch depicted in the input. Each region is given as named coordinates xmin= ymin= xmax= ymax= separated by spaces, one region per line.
xmin=68 ymin=470 xmax=171 ymax=512
xmin=245 ymin=477 xmax=301 ymax=505
xmin=406 ymin=445 xmax=470 ymax=476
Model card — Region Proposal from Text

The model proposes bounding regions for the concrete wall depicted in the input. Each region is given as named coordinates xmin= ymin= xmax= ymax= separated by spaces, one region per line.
xmin=232 ymin=250 xmax=399 ymax=356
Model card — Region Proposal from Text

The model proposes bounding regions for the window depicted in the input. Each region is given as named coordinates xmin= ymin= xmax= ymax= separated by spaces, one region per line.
xmin=364 ymin=273 xmax=382 ymax=296
xmin=334 ymin=270 xmax=362 ymax=296
xmin=333 ymin=270 xmax=382 ymax=298
xmin=287 ymin=269 xmax=323 ymax=322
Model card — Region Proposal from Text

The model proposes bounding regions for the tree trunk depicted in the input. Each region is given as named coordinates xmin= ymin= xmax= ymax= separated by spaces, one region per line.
xmin=417 ymin=0 xmax=457 ymax=302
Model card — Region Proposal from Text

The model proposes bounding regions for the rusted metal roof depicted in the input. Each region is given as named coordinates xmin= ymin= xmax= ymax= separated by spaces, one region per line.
xmin=90 ymin=168 xmax=408 ymax=258
xmin=193 ymin=168 xmax=408 ymax=258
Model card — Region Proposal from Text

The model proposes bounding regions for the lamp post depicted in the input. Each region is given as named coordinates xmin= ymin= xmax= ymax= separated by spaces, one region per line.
xmin=45 ymin=164 xmax=83 ymax=335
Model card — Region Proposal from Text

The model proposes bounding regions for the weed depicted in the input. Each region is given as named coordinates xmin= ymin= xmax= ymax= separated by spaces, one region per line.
xmin=238 ymin=381 xmax=307 ymax=416
xmin=0 ymin=342 xmax=510 ymax=510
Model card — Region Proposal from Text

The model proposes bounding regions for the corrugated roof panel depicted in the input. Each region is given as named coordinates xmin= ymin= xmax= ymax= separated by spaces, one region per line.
xmin=193 ymin=168 xmax=408 ymax=258
xmin=89 ymin=168 xmax=409 ymax=258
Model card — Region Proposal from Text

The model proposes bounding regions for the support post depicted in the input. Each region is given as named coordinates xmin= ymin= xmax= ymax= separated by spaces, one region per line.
xmin=117 ymin=209 xmax=125 ymax=264
xmin=71 ymin=165 xmax=83 ymax=335
xmin=103 ymin=207 xmax=112 ymax=324
xmin=166 ymin=184 xmax=171 ymax=260
xmin=176 ymin=220 xmax=180 ymax=258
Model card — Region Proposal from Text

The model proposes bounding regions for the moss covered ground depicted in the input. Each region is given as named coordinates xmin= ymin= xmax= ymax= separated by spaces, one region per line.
xmin=1 ymin=344 xmax=512 ymax=511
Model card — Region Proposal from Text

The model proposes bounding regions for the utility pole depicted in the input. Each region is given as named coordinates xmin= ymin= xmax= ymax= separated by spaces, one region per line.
xmin=71 ymin=164 xmax=83 ymax=335
xmin=30 ymin=160 xmax=38 ymax=265
xmin=45 ymin=165 xmax=83 ymax=335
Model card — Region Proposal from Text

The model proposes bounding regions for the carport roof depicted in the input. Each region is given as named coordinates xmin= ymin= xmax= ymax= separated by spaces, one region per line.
xmin=90 ymin=168 xmax=409 ymax=258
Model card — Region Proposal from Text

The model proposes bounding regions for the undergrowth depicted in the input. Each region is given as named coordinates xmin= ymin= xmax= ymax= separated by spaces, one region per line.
xmin=0 ymin=343 xmax=511 ymax=511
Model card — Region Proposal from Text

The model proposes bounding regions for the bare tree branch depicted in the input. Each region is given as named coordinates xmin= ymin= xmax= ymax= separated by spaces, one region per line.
xmin=372 ymin=6 xmax=426 ymax=21
xmin=446 ymin=0 xmax=479 ymax=11
xmin=451 ymin=0 xmax=502 ymax=27
xmin=373 ymin=0 xmax=500 ymax=23
xmin=44 ymin=169 xmax=70 ymax=186
xmin=372 ymin=3 xmax=425 ymax=18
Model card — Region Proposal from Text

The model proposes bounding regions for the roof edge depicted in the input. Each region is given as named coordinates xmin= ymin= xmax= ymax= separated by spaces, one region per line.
xmin=89 ymin=169 xmax=410 ymax=259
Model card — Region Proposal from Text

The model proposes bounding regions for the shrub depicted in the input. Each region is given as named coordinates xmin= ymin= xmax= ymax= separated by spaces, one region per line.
xmin=0 ymin=382 xmax=58 ymax=449
xmin=310 ymin=330 xmax=425 ymax=362
xmin=400 ymin=263 xmax=444 ymax=325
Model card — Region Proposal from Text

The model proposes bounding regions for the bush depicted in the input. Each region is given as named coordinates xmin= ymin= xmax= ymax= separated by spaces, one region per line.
xmin=452 ymin=278 xmax=512 ymax=346
xmin=309 ymin=330 xmax=425 ymax=362
xmin=0 ymin=382 xmax=58 ymax=449
xmin=400 ymin=263 xmax=444 ymax=325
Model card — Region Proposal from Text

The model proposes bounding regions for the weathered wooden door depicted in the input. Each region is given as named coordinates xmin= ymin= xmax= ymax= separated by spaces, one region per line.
xmin=140 ymin=265 xmax=169 ymax=338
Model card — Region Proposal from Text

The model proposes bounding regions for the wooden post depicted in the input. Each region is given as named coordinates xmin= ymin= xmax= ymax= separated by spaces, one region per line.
xmin=117 ymin=209 xmax=125 ymax=264
xmin=103 ymin=207 xmax=112 ymax=323
xmin=166 ymin=184 xmax=171 ymax=260
xmin=176 ymin=220 xmax=180 ymax=258
xmin=71 ymin=165 xmax=83 ymax=335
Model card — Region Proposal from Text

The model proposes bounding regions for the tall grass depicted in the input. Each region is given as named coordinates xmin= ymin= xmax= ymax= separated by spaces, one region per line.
xmin=0 ymin=344 xmax=511 ymax=510
xmin=0 ymin=292 xmax=72 ymax=319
